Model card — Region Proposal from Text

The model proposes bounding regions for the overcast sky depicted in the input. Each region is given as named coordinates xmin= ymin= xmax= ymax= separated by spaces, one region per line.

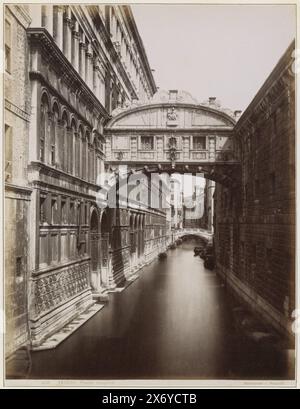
xmin=132 ymin=4 xmax=295 ymax=112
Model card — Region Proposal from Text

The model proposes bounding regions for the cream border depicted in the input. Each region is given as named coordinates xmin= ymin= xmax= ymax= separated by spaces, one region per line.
xmin=0 ymin=0 xmax=299 ymax=389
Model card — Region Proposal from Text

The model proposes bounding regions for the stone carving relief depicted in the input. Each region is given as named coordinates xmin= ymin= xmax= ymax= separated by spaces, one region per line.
xmin=167 ymin=107 xmax=177 ymax=121
xmin=33 ymin=262 xmax=90 ymax=317
xmin=166 ymin=107 xmax=178 ymax=127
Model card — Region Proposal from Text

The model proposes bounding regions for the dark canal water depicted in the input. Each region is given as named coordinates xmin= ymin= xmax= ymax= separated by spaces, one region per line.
xmin=26 ymin=240 xmax=293 ymax=380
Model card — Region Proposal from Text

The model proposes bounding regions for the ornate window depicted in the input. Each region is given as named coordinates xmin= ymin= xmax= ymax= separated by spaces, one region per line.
xmin=70 ymin=120 xmax=76 ymax=175
xmin=92 ymin=140 xmax=97 ymax=183
xmin=61 ymin=198 xmax=67 ymax=224
xmin=51 ymin=105 xmax=59 ymax=166
xmin=39 ymin=195 xmax=47 ymax=224
xmin=70 ymin=201 xmax=75 ymax=224
xmin=81 ymin=130 xmax=88 ymax=180
xmin=61 ymin=113 xmax=69 ymax=172
xmin=51 ymin=197 xmax=58 ymax=224
xmin=75 ymin=128 xmax=81 ymax=177
xmin=50 ymin=234 xmax=59 ymax=264
xmin=141 ymin=136 xmax=154 ymax=150
xmin=16 ymin=257 xmax=22 ymax=279
xmin=193 ymin=136 xmax=206 ymax=150
xmin=40 ymin=96 xmax=50 ymax=163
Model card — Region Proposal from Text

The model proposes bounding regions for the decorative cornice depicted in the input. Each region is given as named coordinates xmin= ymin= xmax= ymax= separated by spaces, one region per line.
xmin=87 ymin=7 xmax=139 ymax=100
xmin=105 ymin=128 xmax=234 ymax=135
xmin=27 ymin=28 xmax=109 ymax=120
xmin=5 ymin=183 xmax=33 ymax=196
xmin=122 ymin=6 xmax=157 ymax=95
xmin=6 ymin=5 xmax=31 ymax=29
xmin=28 ymin=161 xmax=102 ymax=193
xmin=106 ymin=102 xmax=236 ymax=129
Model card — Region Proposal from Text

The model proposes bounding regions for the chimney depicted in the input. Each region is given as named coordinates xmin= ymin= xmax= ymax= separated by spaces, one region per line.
xmin=169 ymin=90 xmax=178 ymax=101
xmin=234 ymin=110 xmax=242 ymax=119
xmin=209 ymin=97 xmax=216 ymax=105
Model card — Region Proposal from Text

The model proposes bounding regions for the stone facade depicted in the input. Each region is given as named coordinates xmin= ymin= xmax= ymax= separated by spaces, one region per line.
xmin=105 ymin=90 xmax=237 ymax=170
xmin=4 ymin=5 xmax=32 ymax=357
xmin=214 ymin=41 xmax=295 ymax=336
xmin=201 ymin=180 xmax=215 ymax=232
xmin=5 ymin=4 xmax=163 ymax=353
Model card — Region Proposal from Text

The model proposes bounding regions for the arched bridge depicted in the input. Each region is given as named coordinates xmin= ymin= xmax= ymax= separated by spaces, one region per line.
xmin=174 ymin=228 xmax=213 ymax=243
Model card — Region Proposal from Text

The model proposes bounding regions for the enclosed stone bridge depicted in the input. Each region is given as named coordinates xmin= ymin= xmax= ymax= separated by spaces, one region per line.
xmin=104 ymin=90 xmax=241 ymax=187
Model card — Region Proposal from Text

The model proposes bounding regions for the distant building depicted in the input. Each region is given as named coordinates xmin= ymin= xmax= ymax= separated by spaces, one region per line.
xmin=183 ymin=185 xmax=204 ymax=228
xmin=201 ymin=179 xmax=215 ymax=232
xmin=168 ymin=176 xmax=183 ymax=230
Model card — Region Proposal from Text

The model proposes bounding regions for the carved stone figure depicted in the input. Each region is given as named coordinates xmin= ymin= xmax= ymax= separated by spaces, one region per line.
xmin=167 ymin=107 xmax=177 ymax=121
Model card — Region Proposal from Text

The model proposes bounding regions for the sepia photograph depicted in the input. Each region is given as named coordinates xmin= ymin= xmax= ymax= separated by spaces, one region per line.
xmin=1 ymin=0 xmax=298 ymax=388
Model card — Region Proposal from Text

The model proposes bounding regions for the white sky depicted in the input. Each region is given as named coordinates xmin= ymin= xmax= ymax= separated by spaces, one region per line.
xmin=132 ymin=4 xmax=296 ymax=112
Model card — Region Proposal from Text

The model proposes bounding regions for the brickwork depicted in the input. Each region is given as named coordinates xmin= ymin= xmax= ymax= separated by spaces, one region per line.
xmin=4 ymin=6 xmax=32 ymax=356
xmin=215 ymin=42 xmax=295 ymax=335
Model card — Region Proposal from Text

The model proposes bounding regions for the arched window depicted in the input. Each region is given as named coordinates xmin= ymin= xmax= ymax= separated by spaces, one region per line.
xmin=92 ymin=138 xmax=97 ymax=183
xmin=94 ymin=136 xmax=102 ymax=183
xmin=88 ymin=138 xmax=93 ymax=183
xmin=51 ymin=103 xmax=59 ymax=166
xmin=61 ymin=112 xmax=68 ymax=172
xmin=76 ymin=126 xmax=83 ymax=177
xmin=82 ymin=131 xmax=88 ymax=180
xmin=40 ymin=95 xmax=50 ymax=163
xmin=70 ymin=119 xmax=76 ymax=176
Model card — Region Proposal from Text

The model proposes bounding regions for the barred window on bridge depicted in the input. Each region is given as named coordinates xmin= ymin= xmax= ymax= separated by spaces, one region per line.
xmin=141 ymin=136 xmax=154 ymax=150
xmin=193 ymin=136 xmax=206 ymax=150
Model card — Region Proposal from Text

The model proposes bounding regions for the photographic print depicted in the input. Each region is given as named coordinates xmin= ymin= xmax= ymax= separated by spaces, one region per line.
xmin=2 ymin=1 xmax=297 ymax=387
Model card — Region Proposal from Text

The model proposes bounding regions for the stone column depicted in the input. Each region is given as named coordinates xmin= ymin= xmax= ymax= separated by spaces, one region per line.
xmin=63 ymin=6 xmax=72 ymax=61
xmin=86 ymin=44 xmax=93 ymax=89
xmin=111 ymin=13 xmax=117 ymax=42
xmin=208 ymin=135 xmax=216 ymax=162
xmin=93 ymin=61 xmax=99 ymax=98
xmin=72 ymin=22 xmax=80 ymax=72
xmin=56 ymin=6 xmax=64 ymax=50
xmin=30 ymin=4 xmax=42 ymax=26
xmin=43 ymin=5 xmax=53 ymax=35
xmin=79 ymin=36 xmax=87 ymax=81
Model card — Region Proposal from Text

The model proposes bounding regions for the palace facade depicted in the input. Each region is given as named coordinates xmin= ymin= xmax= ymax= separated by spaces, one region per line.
xmin=5 ymin=4 xmax=168 ymax=354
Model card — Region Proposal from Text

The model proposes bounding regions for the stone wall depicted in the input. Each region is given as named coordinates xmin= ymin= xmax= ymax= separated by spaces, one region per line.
xmin=215 ymin=41 xmax=295 ymax=336
xmin=4 ymin=5 xmax=32 ymax=357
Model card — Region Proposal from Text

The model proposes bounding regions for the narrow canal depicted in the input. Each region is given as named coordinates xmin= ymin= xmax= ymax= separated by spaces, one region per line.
xmin=26 ymin=239 xmax=292 ymax=380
